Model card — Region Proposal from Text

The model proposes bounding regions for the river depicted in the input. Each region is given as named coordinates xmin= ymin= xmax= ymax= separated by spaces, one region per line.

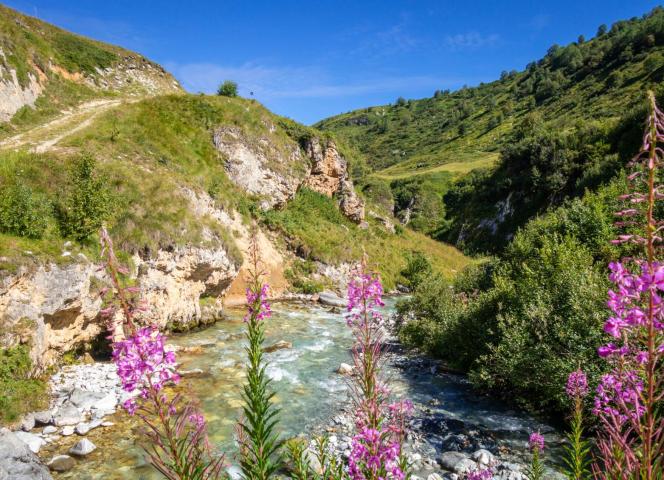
xmin=43 ymin=298 xmax=563 ymax=479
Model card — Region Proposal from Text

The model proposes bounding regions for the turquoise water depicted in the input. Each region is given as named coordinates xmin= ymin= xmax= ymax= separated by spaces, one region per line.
xmin=46 ymin=298 xmax=561 ymax=479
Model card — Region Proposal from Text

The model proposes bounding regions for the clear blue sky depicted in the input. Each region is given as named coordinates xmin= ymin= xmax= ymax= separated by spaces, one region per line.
xmin=4 ymin=0 xmax=662 ymax=124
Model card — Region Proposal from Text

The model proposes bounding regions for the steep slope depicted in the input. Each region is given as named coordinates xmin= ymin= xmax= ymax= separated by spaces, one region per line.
xmin=0 ymin=93 xmax=470 ymax=371
xmin=317 ymin=7 xmax=664 ymax=250
xmin=0 ymin=3 xmax=181 ymax=137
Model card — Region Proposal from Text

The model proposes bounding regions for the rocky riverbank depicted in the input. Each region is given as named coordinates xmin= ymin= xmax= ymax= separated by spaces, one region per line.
xmin=307 ymin=344 xmax=565 ymax=480
xmin=1 ymin=298 xmax=564 ymax=480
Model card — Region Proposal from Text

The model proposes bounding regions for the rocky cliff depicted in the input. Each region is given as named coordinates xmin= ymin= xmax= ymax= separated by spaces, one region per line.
xmin=214 ymin=126 xmax=365 ymax=223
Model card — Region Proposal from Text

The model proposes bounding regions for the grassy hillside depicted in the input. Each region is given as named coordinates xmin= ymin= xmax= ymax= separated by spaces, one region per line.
xmin=0 ymin=93 xmax=469 ymax=283
xmin=317 ymin=7 xmax=664 ymax=249
xmin=0 ymin=4 xmax=180 ymax=138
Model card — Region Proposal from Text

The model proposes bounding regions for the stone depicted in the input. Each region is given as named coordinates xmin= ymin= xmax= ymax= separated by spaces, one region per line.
xmin=439 ymin=452 xmax=472 ymax=472
xmin=53 ymin=404 xmax=83 ymax=427
xmin=20 ymin=414 xmax=35 ymax=431
xmin=75 ymin=423 xmax=91 ymax=435
xmin=336 ymin=363 xmax=354 ymax=375
xmin=318 ymin=291 xmax=346 ymax=308
xmin=33 ymin=410 xmax=53 ymax=425
xmin=453 ymin=458 xmax=478 ymax=474
xmin=69 ymin=438 xmax=96 ymax=456
xmin=427 ymin=474 xmax=444 ymax=480
xmin=69 ymin=389 xmax=107 ymax=411
xmin=263 ymin=340 xmax=293 ymax=353
xmin=91 ymin=392 xmax=117 ymax=411
xmin=0 ymin=429 xmax=52 ymax=479
xmin=42 ymin=426 xmax=57 ymax=435
xmin=61 ymin=426 xmax=75 ymax=436
xmin=471 ymin=449 xmax=495 ymax=466
xmin=47 ymin=455 xmax=75 ymax=472
xmin=13 ymin=431 xmax=45 ymax=454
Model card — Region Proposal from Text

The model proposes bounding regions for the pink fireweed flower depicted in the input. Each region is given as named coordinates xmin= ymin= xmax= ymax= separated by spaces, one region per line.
xmin=528 ymin=432 xmax=545 ymax=452
xmin=348 ymin=427 xmax=403 ymax=480
xmin=244 ymin=284 xmax=271 ymax=322
xmin=112 ymin=326 xmax=180 ymax=414
xmin=467 ymin=467 xmax=494 ymax=480
xmin=566 ymin=369 xmax=588 ymax=399
xmin=347 ymin=269 xmax=385 ymax=329
xmin=593 ymin=371 xmax=645 ymax=423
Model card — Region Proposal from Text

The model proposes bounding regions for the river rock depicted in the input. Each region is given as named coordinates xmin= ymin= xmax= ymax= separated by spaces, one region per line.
xmin=20 ymin=414 xmax=35 ymax=431
xmin=336 ymin=363 xmax=354 ymax=375
xmin=47 ymin=455 xmax=75 ymax=472
xmin=439 ymin=451 xmax=476 ymax=474
xmin=318 ymin=292 xmax=346 ymax=308
xmin=0 ymin=429 xmax=53 ymax=479
xmin=53 ymin=403 xmax=83 ymax=427
xmin=33 ymin=410 xmax=53 ymax=425
xmin=42 ymin=426 xmax=57 ymax=435
xmin=69 ymin=389 xmax=107 ymax=411
xmin=91 ymin=392 xmax=117 ymax=411
xmin=427 ymin=474 xmax=444 ymax=480
xmin=69 ymin=438 xmax=96 ymax=456
xmin=61 ymin=426 xmax=75 ymax=436
xmin=264 ymin=340 xmax=292 ymax=352
xmin=471 ymin=449 xmax=495 ymax=466
xmin=13 ymin=431 xmax=45 ymax=454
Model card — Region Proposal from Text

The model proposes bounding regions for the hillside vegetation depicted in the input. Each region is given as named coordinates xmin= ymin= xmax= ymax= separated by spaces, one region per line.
xmin=318 ymin=7 xmax=664 ymax=250
xmin=0 ymin=4 xmax=180 ymax=138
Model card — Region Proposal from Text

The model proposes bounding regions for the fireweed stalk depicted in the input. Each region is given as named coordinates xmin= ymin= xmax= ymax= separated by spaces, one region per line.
xmin=237 ymin=232 xmax=282 ymax=480
xmin=526 ymin=432 xmax=545 ymax=480
xmin=99 ymin=227 xmax=223 ymax=480
xmin=562 ymin=369 xmax=591 ymax=480
xmin=346 ymin=259 xmax=413 ymax=480
xmin=592 ymin=92 xmax=664 ymax=479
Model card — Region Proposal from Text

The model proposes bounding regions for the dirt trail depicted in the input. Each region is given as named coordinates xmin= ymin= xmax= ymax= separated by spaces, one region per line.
xmin=0 ymin=98 xmax=124 ymax=153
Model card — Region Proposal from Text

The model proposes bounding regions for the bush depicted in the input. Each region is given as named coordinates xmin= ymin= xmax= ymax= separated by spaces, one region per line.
xmin=400 ymin=252 xmax=433 ymax=290
xmin=217 ymin=80 xmax=238 ymax=97
xmin=399 ymin=186 xmax=622 ymax=415
xmin=0 ymin=182 xmax=50 ymax=239
xmin=57 ymin=155 xmax=113 ymax=242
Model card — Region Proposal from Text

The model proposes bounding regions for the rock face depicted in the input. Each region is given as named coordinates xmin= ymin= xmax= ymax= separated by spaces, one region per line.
xmin=0 ymin=429 xmax=53 ymax=480
xmin=214 ymin=128 xmax=365 ymax=223
xmin=303 ymin=138 xmax=365 ymax=223
xmin=0 ymin=49 xmax=43 ymax=122
xmin=213 ymin=125 xmax=305 ymax=209
xmin=0 ymin=242 xmax=238 ymax=370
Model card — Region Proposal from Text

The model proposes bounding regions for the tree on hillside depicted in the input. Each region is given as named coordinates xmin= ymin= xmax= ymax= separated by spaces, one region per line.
xmin=217 ymin=80 xmax=238 ymax=97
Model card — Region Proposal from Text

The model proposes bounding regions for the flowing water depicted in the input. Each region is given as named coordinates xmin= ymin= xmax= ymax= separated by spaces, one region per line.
xmin=46 ymin=299 xmax=562 ymax=479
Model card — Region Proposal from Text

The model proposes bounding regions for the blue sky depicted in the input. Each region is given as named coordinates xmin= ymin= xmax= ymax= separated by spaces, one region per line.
xmin=4 ymin=0 xmax=662 ymax=124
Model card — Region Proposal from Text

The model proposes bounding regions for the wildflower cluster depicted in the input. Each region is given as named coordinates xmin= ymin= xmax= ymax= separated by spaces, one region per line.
xmin=245 ymin=283 xmax=271 ymax=322
xmin=591 ymin=91 xmax=664 ymax=479
xmin=466 ymin=468 xmax=493 ymax=480
xmin=112 ymin=326 xmax=179 ymax=415
xmin=345 ymin=260 xmax=412 ymax=480
xmin=100 ymin=227 xmax=223 ymax=480
xmin=562 ymin=369 xmax=592 ymax=480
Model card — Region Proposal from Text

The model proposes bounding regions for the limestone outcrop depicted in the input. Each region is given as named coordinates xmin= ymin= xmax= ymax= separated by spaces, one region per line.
xmin=214 ymin=127 xmax=365 ymax=223
xmin=0 ymin=242 xmax=238 ymax=370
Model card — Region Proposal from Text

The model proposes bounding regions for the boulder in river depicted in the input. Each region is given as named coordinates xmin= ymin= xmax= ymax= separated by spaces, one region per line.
xmin=53 ymin=403 xmax=83 ymax=427
xmin=439 ymin=451 xmax=476 ymax=474
xmin=47 ymin=455 xmax=75 ymax=472
xmin=336 ymin=363 xmax=354 ymax=375
xmin=264 ymin=340 xmax=293 ymax=352
xmin=318 ymin=291 xmax=346 ymax=308
xmin=0 ymin=429 xmax=53 ymax=480
xmin=69 ymin=438 xmax=96 ymax=456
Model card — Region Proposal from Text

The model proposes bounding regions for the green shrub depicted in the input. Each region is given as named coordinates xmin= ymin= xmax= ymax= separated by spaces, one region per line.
xmin=400 ymin=252 xmax=433 ymax=290
xmin=217 ymin=80 xmax=238 ymax=97
xmin=57 ymin=155 xmax=113 ymax=242
xmin=0 ymin=182 xmax=50 ymax=238
xmin=0 ymin=345 xmax=47 ymax=423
